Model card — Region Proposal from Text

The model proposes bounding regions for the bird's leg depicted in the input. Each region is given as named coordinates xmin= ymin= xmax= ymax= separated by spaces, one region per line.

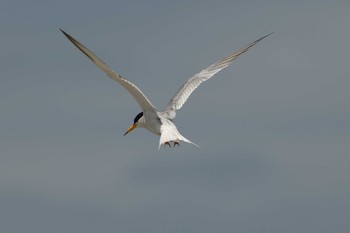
xmin=164 ymin=141 xmax=171 ymax=147
xmin=173 ymin=141 xmax=180 ymax=147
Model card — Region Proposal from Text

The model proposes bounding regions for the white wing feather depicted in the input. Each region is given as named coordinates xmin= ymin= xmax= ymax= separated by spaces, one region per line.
xmin=60 ymin=29 xmax=157 ymax=114
xmin=165 ymin=33 xmax=273 ymax=118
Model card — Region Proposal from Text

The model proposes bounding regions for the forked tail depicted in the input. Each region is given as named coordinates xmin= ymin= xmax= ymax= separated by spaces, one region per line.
xmin=158 ymin=132 xmax=199 ymax=150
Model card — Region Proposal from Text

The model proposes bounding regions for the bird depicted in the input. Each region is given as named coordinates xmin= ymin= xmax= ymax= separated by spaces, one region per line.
xmin=60 ymin=29 xmax=272 ymax=149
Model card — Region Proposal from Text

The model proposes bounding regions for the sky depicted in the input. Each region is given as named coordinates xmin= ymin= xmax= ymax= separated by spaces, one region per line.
xmin=1 ymin=0 xmax=350 ymax=232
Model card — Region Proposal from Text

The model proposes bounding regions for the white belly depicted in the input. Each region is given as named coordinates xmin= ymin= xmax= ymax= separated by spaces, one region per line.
xmin=144 ymin=116 xmax=162 ymax=135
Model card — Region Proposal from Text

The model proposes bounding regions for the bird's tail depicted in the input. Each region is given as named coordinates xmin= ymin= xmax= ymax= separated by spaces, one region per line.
xmin=178 ymin=134 xmax=200 ymax=148
xmin=158 ymin=131 xmax=199 ymax=150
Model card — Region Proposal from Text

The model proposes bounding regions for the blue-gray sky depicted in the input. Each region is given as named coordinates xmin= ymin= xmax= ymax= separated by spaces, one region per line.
xmin=1 ymin=0 xmax=350 ymax=232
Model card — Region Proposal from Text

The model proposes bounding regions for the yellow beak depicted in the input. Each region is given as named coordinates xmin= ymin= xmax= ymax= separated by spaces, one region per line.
xmin=123 ymin=123 xmax=137 ymax=136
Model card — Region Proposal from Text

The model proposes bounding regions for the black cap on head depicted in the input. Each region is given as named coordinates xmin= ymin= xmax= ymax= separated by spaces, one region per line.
xmin=133 ymin=112 xmax=143 ymax=124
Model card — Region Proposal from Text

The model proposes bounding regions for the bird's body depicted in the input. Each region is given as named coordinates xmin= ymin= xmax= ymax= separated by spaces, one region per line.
xmin=126 ymin=110 xmax=198 ymax=149
xmin=60 ymin=29 xmax=271 ymax=149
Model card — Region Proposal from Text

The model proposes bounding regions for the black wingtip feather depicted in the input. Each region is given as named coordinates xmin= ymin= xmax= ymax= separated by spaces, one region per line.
xmin=59 ymin=29 xmax=97 ymax=63
xmin=59 ymin=28 xmax=67 ymax=36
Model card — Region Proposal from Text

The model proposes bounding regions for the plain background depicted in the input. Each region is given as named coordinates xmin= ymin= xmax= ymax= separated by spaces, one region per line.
xmin=1 ymin=0 xmax=350 ymax=232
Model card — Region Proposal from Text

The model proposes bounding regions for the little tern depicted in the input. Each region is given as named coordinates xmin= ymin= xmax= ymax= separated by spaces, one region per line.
xmin=60 ymin=29 xmax=271 ymax=149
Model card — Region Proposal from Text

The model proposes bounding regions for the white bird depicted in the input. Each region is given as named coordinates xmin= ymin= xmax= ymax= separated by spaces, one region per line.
xmin=60 ymin=29 xmax=272 ymax=149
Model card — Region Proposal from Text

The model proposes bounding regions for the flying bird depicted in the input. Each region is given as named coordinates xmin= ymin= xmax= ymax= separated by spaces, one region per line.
xmin=60 ymin=29 xmax=272 ymax=149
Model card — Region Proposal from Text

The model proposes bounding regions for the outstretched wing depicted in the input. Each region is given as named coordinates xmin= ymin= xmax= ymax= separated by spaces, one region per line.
xmin=60 ymin=29 xmax=157 ymax=113
xmin=165 ymin=33 xmax=272 ymax=118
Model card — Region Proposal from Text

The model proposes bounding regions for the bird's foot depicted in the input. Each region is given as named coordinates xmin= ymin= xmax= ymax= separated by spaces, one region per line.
xmin=163 ymin=141 xmax=180 ymax=147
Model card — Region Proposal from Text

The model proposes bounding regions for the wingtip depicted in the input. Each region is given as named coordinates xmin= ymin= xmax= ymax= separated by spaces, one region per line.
xmin=59 ymin=28 xmax=69 ymax=37
xmin=257 ymin=32 xmax=274 ymax=42
xmin=265 ymin=32 xmax=274 ymax=38
xmin=246 ymin=32 xmax=273 ymax=48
